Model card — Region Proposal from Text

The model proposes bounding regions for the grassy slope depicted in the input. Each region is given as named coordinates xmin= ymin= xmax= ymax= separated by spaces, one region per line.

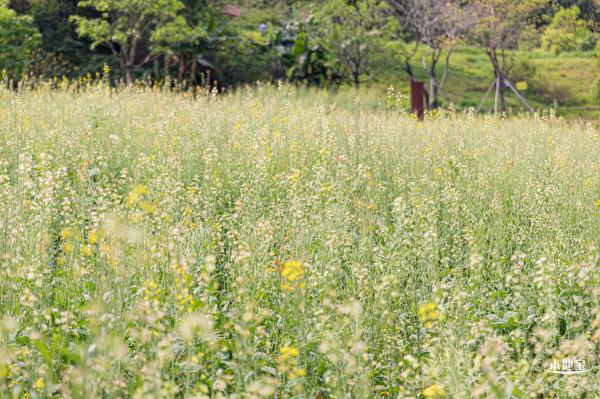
xmin=228 ymin=4 xmax=599 ymax=118
xmin=376 ymin=45 xmax=599 ymax=118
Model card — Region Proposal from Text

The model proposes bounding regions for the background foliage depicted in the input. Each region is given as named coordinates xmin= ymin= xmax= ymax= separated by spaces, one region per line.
xmin=1 ymin=0 xmax=598 ymax=110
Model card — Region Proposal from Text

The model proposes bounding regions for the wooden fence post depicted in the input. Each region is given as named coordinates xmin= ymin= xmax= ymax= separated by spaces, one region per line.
xmin=410 ymin=80 xmax=425 ymax=120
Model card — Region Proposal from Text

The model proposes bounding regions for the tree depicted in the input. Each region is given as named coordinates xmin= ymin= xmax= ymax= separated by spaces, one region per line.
xmin=267 ymin=12 xmax=343 ymax=87
xmin=12 ymin=0 xmax=114 ymax=79
xmin=555 ymin=1 xmax=600 ymax=28
xmin=0 ymin=0 xmax=41 ymax=82
xmin=541 ymin=6 xmax=595 ymax=53
xmin=470 ymin=0 xmax=545 ymax=113
xmin=317 ymin=0 xmax=397 ymax=88
xmin=152 ymin=13 xmax=202 ymax=85
xmin=387 ymin=0 xmax=473 ymax=109
xmin=71 ymin=0 xmax=187 ymax=85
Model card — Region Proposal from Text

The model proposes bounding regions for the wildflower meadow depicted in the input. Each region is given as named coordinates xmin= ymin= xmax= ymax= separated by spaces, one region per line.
xmin=0 ymin=83 xmax=599 ymax=398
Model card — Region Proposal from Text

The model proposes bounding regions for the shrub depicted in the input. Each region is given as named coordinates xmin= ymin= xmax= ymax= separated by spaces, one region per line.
xmin=0 ymin=1 xmax=41 ymax=81
xmin=508 ymin=58 xmax=536 ymax=81
xmin=518 ymin=25 xmax=541 ymax=51
xmin=531 ymin=78 xmax=572 ymax=104
xmin=541 ymin=6 xmax=593 ymax=54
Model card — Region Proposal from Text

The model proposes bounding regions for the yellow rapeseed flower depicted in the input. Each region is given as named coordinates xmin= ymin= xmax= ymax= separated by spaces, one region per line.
xmin=418 ymin=302 xmax=443 ymax=328
xmin=60 ymin=228 xmax=72 ymax=240
xmin=279 ymin=260 xmax=305 ymax=291
xmin=64 ymin=241 xmax=74 ymax=254
xmin=88 ymin=229 xmax=101 ymax=244
xmin=127 ymin=185 xmax=150 ymax=207
xmin=141 ymin=200 xmax=158 ymax=214
xmin=34 ymin=377 xmax=45 ymax=391
xmin=277 ymin=345 xmax=305 ymax=380
xmin=127 ymin=191 xmax=139 ymax=207
xmin=289 ymin=368 xmax=306 ymax=379
xmin=281 ymin=260 xmax=303 ymax=282
xmin=80 ymin=245 xmax=93 ymax=257
xmin=134 ymin=185 xmax=149 ymax=196
xmin=422 ymin=384 xmax=445 ymax=398
xmin=278 ymin=345 xmax=299 ymax=362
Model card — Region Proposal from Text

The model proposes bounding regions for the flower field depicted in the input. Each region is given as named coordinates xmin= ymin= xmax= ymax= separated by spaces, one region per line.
xmin=0 ymin=84 xmax=599 ymax=398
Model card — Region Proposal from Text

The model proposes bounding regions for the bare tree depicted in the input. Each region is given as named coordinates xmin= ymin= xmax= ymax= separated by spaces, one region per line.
xmin=469 ymin=0 xmax=544 ymax=112
xmin=388 ymin=0 xmax=473 ymax=109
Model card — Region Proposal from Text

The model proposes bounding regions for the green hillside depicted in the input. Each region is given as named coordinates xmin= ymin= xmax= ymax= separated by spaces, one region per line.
xmin=375 ymin=46 xmax=599 ymax=118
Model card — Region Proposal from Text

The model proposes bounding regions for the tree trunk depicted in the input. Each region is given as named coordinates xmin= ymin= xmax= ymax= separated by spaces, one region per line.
xmin=429 ymin=77 xmax=438 ymax=110
xmin=405 ymin=41 xmax=419 ymax=81
xmin=437 ymin=48 xmax=453 ymax=106
xmin=499 ymin=78 xmax=506 ymax=113
xmin=177 ymin=56 xmax=186 ymax=85
xmin=424 ymin=48 xmax=444 ymax=110
xmin=428 ymin=62 xmax=438 ymax=110
xmin=353 ymin=72 xmax=360 ymax=88
xmin=189 ymin=56 xmax=197 ymax=88
xmin=125 ymin=67 xmax=134 ymax=86
xmin=163 ymin=54 xmax=171 ymax=83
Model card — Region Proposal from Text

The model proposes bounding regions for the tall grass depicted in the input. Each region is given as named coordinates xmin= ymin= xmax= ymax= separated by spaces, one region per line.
xmin=0 ymin=83 xmax=599 ymax=398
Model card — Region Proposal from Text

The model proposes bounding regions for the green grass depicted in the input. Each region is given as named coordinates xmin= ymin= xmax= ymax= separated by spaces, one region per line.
xmin=374 ymin=45 xmax=600 ymax=119
xmin=0 ymin=84 xmax=599 ymax=398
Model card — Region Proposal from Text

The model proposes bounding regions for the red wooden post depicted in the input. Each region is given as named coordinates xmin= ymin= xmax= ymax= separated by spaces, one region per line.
xmin=410 ymin=80 xmax=425 ymax=120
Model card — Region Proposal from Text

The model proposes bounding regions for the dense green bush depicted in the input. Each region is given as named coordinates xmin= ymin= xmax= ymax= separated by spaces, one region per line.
xmin=0 ymin=1 xmax=41 ymax=81
xmin=508 ymin=58 xmax=537 ymax=81
xmin=541 ymin=6 xmax=596 ymax=54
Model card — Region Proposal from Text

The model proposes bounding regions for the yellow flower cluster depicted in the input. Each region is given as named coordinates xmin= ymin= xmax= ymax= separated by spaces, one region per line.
xmin=278 ymin=260 xmax=305 ymax=291
xmin=126 ymin=184 xmax=159 ymax=215
xmin=418 ymin=302 xmax=443 ymax=328
xmin=59 ymin=227 xmax=101 ymax=260
xmin=277 ymin=346 xmax=306 ymax=380
xmin=172 ymin=260 xmax=197 ymax=313
xmin=127 ymin=184 xmax=150 ymax=207
xmin=277 ymin=346 xmax=299 ymax=361
xmin=142 ymin=280 xmax=161 ymax=302
xmin=281 ymin=260 xmax=303 ymax=281
xmin=34 ymin=377 xmax=45 ymax=391
xmin=422 ymin=384 xmax=446 ymax=398
xmin=88 ymin=229 xmax=101 ymax=245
